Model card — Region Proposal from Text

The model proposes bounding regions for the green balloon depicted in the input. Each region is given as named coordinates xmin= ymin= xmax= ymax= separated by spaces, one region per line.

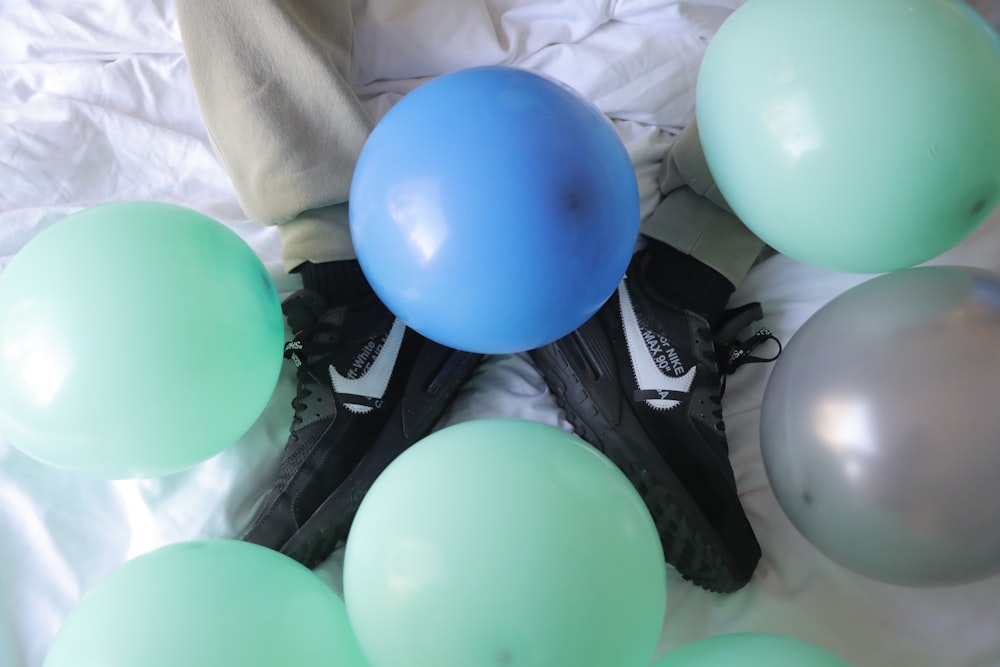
xmin=655 ymin=633 xmax=854 ymax=667
xmin=0 ymin=201 xmax=284 ymax=477
xmin=697 ymin=0 xmax=1000 ymax=272
xmin=44 ymin=540 xmax=370 ymax=667
xmin=343 ymin=418 xmax=667 ymax=667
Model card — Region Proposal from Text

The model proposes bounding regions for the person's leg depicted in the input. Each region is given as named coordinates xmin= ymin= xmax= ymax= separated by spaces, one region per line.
xmin=176 ymin=0 xmax=481 ymax=567
xmin=530 ymin=120 xmax=775 ymax=592
xmin=642 ymin=116 xmax=765 ymax=324
xmin=175 ymin=0 xmax=367 ymax=271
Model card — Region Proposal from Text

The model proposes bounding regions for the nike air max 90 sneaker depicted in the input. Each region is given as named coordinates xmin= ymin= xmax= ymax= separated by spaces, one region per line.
xmin=530 ymin=252 xmax=779 ymax=593
xmin=242 ymin=289 xmax=482 ymax=568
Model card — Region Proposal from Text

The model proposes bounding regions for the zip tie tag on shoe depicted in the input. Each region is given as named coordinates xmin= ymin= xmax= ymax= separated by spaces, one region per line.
xmin=285 ymin=340 xmax=304 ymax=367
xmin=633 ymin=388 xmax=688 ymax=402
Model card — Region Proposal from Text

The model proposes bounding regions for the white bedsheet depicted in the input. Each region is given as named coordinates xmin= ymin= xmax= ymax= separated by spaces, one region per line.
xmin=3 ymin=2 xmax=1000 ymax=666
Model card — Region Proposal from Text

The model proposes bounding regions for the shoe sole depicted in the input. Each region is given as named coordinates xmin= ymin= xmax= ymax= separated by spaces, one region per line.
xmin=279 ymin=344 xmax=482 ymax=568
xmin=531 ymin=341 xmax=757 ymax=593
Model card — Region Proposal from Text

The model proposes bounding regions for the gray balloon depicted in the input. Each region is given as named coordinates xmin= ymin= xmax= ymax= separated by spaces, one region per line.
xmin=761 ymin=265 xmax=1000 ymax=586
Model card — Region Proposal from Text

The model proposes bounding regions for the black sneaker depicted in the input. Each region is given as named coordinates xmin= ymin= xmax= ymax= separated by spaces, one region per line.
xmin=529 ymin=254 xmax=779 ymax=593
xmin=242 ymin=289 xmax=482 ymax=568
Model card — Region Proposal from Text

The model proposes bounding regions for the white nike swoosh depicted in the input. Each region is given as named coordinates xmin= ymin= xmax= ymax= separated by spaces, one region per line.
xmin=329 ymin=318 xmax=407 ymax=414
xmin=618 ymin=280 xmax=696 ymax=410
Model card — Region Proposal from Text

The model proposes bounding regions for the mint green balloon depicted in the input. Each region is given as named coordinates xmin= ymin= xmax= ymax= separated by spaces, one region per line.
xmin=44 ymin=540 xmax=371 ymax=667
xmin=343 ymin=418 xmax=667 ymax=667
xmin=655 ymin=633 xmax=854 ymax=667
xmin=0 ymin=202 xmax=284 ymax=478
xmin=697 ymin=0 xmax=1000 ymax=272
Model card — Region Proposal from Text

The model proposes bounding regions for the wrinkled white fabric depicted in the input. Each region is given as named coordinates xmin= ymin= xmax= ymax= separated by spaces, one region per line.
xmin=3 ymin=2 xmax=1000 ymax=666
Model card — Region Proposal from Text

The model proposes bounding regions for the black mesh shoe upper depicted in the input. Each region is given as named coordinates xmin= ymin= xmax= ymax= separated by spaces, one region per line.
xmin=530 ymin=254 xmax=778 ymax=592
xmin=242 ymin=289 xmax=482 ymax=565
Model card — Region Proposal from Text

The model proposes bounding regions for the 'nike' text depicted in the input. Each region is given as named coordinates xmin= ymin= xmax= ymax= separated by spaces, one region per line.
xmin=642 ymin=329 xmax=686 ymax=376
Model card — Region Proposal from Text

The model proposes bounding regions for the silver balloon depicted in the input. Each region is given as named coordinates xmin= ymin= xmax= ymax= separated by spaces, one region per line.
xmin=761 ymin=265 xmax=1000 ymax=586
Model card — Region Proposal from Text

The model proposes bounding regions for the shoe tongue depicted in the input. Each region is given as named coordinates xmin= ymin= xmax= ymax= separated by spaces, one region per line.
xmin=318 ymin=296 xmax=400 ymax=378
xmin=283 ymin=290 xmax=329 ymax=333
xmin=626 ymin=279 xmax=696 ymax=380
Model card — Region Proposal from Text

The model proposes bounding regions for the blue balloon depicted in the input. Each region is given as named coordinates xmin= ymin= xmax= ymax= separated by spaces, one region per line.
xmin=350 ymin=66 xmax=639 ymax=354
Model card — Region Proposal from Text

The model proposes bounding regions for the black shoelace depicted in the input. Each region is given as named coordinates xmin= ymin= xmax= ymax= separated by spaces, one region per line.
xmin=690 ymin=303 xmax=782 ymax=434
xmin=715 ymin=302 xmax=783 ymax=397
xmin=631 ymin=302 xmax=781 ymax=435
xmin=284 ymin=322 xmax=343 ymax=435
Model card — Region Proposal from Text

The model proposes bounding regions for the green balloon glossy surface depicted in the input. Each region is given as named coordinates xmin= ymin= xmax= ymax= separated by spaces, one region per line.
xmin=44 ymin=540 xmax=370 ymax=667
xmin=343 ymin=418 xmax=667 ymax=667
xmin=697 ymin=0 xmax=1000 ymax=272
xmin=655 ymin=633 xmax=853 ymax=667
xmin=0 ymin=201 xmax=284 ymax=477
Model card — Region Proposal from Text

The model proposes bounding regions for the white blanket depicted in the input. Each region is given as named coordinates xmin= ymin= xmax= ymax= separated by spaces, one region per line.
xmin=3 ymin=2 xmax=1000 ymax=666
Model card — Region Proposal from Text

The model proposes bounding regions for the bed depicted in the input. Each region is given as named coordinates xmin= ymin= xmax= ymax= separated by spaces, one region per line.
xmin=3 ymin=1 xmax=1000 ymax=665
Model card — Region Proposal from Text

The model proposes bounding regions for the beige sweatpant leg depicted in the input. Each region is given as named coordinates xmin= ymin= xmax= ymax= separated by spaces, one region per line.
xmin=642 ymin=118 xmax=765 ymax=287
xmin=175 ymin=0 xmax=371 ymax=272
xmin=177 ymin=3 xmax=762 ymax=285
